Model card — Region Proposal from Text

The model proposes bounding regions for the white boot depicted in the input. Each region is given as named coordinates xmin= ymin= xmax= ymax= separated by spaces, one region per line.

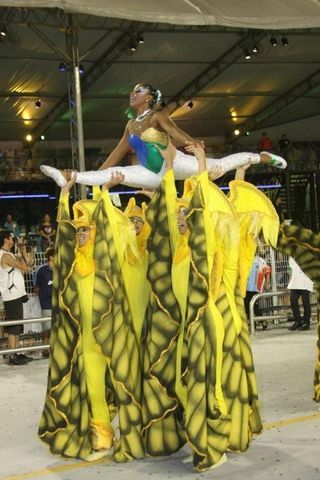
xmin=260 ymin=151 xmax=287 ymax=169
xmin=40 ymin=165 xmax=67 ymax=187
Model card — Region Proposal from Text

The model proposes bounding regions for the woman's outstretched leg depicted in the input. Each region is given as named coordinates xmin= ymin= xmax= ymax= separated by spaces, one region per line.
xmin=40 ymin=164 xmax=163 ymax=189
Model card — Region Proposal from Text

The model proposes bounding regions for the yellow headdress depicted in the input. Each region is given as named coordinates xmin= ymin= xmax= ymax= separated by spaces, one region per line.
xmin=72 ymin=200 xmax=98 ymax=276
xmin=124 ymin=197 xmax=151 ymax=265
xmin=72 ymin=200 xmax=98 ymax=228
xmin=124 ymin=197 xmax=147 ymax=222
xmin=176 ymin=176 xmax=197 ymax=211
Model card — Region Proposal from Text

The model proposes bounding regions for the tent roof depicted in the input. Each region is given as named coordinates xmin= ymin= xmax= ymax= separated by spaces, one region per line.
xmin=0 ymin=5 xmax=320 ymax=146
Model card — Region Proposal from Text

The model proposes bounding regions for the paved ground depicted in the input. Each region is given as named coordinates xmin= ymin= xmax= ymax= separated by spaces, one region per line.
xmin=0 ymin=325 xmax=319 ymax=480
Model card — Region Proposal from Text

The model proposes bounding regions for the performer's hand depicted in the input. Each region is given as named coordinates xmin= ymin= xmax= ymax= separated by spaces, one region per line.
xmin=61 ymin=171 xmax=77 ymax=196
xmin=235 ymin=162 xmax=251 ymax=180
xmin=136 ymin=188 xmax=155 ymax=199
xmin=102 ymin=171 xmax=125 ymax=191
xmin=208 ymin=165 xmax=224 ymax=181
xmin=185 ymin=141 xmax=206 ymax=172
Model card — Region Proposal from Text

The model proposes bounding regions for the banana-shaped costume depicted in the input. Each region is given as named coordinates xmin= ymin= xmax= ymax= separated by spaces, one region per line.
xmin=122 ymin=198 xmax=151 ymax=344
xmin=38 ymin=190 xmax=144 ymax=461
xmin=142 ymin=169 xmax=232 ymax=471
xmin=276 ymin=224 xmax=320 ymax=402
xmin=225 ymin=180 xmax=279 ymax=448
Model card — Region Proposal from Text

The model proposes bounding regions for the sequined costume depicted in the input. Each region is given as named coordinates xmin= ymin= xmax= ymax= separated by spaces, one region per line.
xmin=40 ymin=126 xmax=287 ymax=189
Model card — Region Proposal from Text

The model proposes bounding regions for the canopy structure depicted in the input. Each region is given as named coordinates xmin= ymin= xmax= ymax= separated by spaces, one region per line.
xmin=0 ymin=4 xmax=320 ymax=148
xmin=1 ymin=0 xmax=320 ymax=29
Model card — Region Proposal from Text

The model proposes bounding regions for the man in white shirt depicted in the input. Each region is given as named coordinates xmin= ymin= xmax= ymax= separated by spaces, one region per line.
xmin=287 ymin=256 xmax=313 ymax=331
xmin=0 ymin=231 xmax=32 ymax=364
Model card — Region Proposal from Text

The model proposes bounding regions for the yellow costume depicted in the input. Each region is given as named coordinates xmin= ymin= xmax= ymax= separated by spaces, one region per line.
xmin=142 ymin=169 xmax=232 ymax=471
xmin=276 ymin=224 xmax=320 ymax=402
xmin=39 ymin=190 xmax=144 ymax=461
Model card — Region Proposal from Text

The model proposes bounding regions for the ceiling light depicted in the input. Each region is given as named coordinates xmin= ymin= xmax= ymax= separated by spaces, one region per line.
xmin=281 ymin=36 xmax=288 ymax=47
xmin=25 ymin=134 xmax=33 ymax=142
xmin=234 ymin=129 xmax=240 ymax=136
xmin=0 ymin=24 xmax=8 ymax=37
xmin=252 ymin=44 xmax=259 ymax=54
xmin=187 ymin=101 xmax=194 ymax=109
xmin=35 ymin=99 xmax=42 ymax=109
xmin=246 ymin=131 xmax=250 ymax=136
xmin=231 ymin=111 xmax=238 ymax=122
xmin=59 ymin=62 xmax=67 ymax=73
xmin=79 ymin=64 xmax=85 ymax=75
xmin=129 ymin=38 xmax=138 ymax=52
xmin=137 ymin=34 xmax=144 ymax=45
xmin=244 ymin=50 xmax=251 ymax=60
xmin=40 ymin=135 xmax=45 ymax=141
xmin=270 ymin=36 xmax=277 ymax=47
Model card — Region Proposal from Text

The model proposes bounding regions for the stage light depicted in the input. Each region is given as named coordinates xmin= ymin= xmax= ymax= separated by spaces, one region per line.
xmin=244 ymin=50 xmax=251 ymax=60
xmin=252 ymin=44 xmax=259 ymax=54
xmin=79 ymin=64 xmax=85 ymax=75
xmin=25 ymin=134 xmax=33 ymax=142
xmin=129 ymin=38 xmax=138 ymax=52
xmin=40 ymin=134 xmax=45 ymax=140
xmin=234 ymin=129 xmax=240 ymax=136
xmin=246 ymin=131 xmax=250 ymax=136
xmin=137 ymin=34 xmax=144 ymax=45
xmin=0 ymin=24 xmax=8 ymax=37
xmin=35 ymin=99 xmax=42 ymax=109
xmin=281 ymin=36 xmax=288 ymax=47
xmin=187 ymin=101 xmax=194 ymax=109
xmin=270 ymin=36 xmax=277 ymax=47
xmin=59 ymin=62 xmax=67 ymax=72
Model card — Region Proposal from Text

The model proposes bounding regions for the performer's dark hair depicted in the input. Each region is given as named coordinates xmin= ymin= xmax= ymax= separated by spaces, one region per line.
xmin=141 ymin=83 xmax=162 ymax=107
xmin=0 ymin=230 xmax=11 ymax=248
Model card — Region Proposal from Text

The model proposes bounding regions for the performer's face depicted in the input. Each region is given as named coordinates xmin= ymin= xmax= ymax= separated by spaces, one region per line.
xmin=177 ymin=207 xmax=188 ymax=234
xmin=76 ymin=226 xmax=91 ymax=247
xmin=130 ymin=216 xmax=144 ymax=235
xmin=130 ymin=84 xmax=152 ymax=109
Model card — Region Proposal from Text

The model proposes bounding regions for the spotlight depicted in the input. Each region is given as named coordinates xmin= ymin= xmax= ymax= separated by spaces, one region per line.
xmin=246 ymin=131 xmax=250 ymax=136
xmin=244 ymin=50 xmax=251 ymax=60
xmin=40 ymin=135 xmax=45 ymax=141
xmin=187 ymin=101 xmax=194 ymax=109
xmin=35 ymin=99 xmax=42 ymax=109
xmin=270 ymin=36 xmax=277 ymax=47
xmin=129 ymin=37 xmax=138 ymax=52
xmin=79 ymin=64 xmax=85 ymax=75
xmin=281 ymin=36 xmax=288 ymax=47
xmin=25 ymin=134 xmax=33 ymax=142
xmin=234 ymin=129 xmax=240 ymax=136
xmin=0 ymin=24 xmax=8 ymax=37
xmin=59 ymin=62 xmax=67 ymax=72
xmin=137 ymin=34 xmax=144 ymax=45
xmin=252 ymin=44 xmax=259 ymax=54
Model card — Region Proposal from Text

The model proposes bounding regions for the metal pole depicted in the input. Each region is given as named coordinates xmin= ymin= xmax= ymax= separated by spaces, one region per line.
xmin=74 ymin=64 xmax=86 ymax=199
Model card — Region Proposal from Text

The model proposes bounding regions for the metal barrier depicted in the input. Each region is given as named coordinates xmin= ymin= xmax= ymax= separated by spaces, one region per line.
xmin=249 ymin=291 xmax=318 ymax=335
xmin=0 ymin=316 xmax=50 ymax=356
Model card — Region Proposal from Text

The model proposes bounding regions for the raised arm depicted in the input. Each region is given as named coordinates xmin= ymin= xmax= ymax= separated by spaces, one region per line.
xmin=99 ymin=122 xmax=131 ymax=170
xmin=153 ymin=111 xmax=195 ymax=146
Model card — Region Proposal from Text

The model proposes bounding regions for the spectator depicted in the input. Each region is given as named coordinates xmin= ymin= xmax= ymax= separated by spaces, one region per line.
xmin=4 ymin=214 xmax=20 ymax=238
xmin=0 ymin=231 xmax=33 ymax=365
xmin=38 ymin=213 xmax=56 ymax=252
xmin=34 ymin=247 xmax=54 ymax=358
xmin=287 ymin=257 xmax=313 ymax=331
xmin=244 ymin=253 xmax=271 ymax=320
xmin=258 ymin=132 xmax=273 ymax=152
xmin=278 ymin=134 xmax=290 ymax=156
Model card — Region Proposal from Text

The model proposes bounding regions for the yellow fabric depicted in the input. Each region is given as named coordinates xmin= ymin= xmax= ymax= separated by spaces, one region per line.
xmin=102 ymin=191 xmax=150 ymax=343
xmin=229 ymin=179 xmax=280 ymax=297
xmin=76 ymin=270 xmax=111 ymax=426
xmin=140 ymin=127 xmax=168 ymax=145
xmin=74 ymin=229 xmax=96 ymax=277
